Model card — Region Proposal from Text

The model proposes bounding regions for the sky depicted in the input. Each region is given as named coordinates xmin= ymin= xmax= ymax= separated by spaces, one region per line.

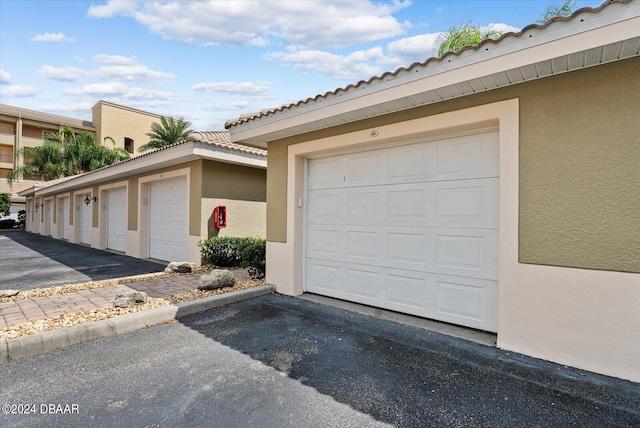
xmin=0 ymin=0 xmax=604 ymax=131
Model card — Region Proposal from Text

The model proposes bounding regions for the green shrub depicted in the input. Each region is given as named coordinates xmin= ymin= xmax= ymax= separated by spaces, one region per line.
xmin=0 ymin=219 xmax=16 ymax=229
xmin=17 ymin=210 xmax=26 ymax=228
xmin=198 ymin=236 xmax=249 ymax=267
xmin=198 ymin=236 xmax=266 ymax=278
xmin=239 ymin=237 xmax=266 ymax=279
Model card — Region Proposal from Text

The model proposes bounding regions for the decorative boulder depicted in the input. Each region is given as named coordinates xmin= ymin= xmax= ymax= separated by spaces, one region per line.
xmin=199 ymin=269 xmax=236 ymax=290
xmin=165 ymin=262 xmax=197 ymax=273
xmin=0 ymin=289 xmax=19 ymax=298
xmin=113 ymin=291 xmax=149 ymax=308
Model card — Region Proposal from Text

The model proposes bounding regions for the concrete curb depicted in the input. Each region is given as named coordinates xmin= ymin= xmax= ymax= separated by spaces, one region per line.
xmin=0 ymin=284 xmax=275 ymax=364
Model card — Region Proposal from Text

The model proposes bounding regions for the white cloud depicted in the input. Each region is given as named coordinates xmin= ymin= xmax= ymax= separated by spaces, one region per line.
xmin=37 ymin=65 xmax=87 ymax=82
xmin=265 ymin=47 xmax=385 ymax=80
xmin=205 ymin=101 xmax=251 ymax=111
xmin=92 ymin=64 xmax=175 ymax=81
xmin=64 ymin=82 xmax=128 ymax=96
xmin=39 ymin=102 xmax=94 ymax=115
xmin=87 ymin=0 xmax=410 ymax=49
xmin=484 ymin=23 xmax=521 ymax=34
xmin=36 ymin=56 xmax=174 ymax=83
xmin=0 ymin=68 xmax=11 ymax=84
xmin=263 ymin=21 xmax=523 ymax=82
xmin=381 ymin=32 xmax=443 ymax=69
xmin=0 ymin=85 xmax=37 ymax=98
xmin=93 ymin=54 xmax=138 ymax=65
xmin=31 ymin=32 xmax=75 ymax=42
xmin=64 ymin=82 xmax=175 ymax=100
xmin=192 ymin=82 xmax=269 ymax=96
xmin=122 ymin=87 xmax=176 ymax=100
xmin=87 ymin=1 xmax=137 ymax=18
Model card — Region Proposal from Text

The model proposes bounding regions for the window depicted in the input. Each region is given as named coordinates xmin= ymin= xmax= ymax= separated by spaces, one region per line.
xmin=0 ymin=122 xmax=14 ymax=135
xmin=0 ymin=145 xmax=13 ymax=163
xmin=124 ymin=137 xmax=134 ymax=154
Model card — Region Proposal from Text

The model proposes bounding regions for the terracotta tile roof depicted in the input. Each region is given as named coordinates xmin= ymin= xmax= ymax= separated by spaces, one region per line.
xmin=17 ymin=174 xmax=81 ymax=196
xmin=187 ymin=131 xmax=267 ymax=157
xmin=18 ymin=131 xmax=265 ymax=195
xmin=224 ymin=0 xmax=630 ymax=129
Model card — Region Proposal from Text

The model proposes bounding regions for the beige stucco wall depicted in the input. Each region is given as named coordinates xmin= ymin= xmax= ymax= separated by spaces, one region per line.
xmin=25 ymin=157 xmax=266 ymax=262
xmin=92 ymin=102 xmax=161 ymax=156
xmin=201 ymin=160 xmax=266 ymax=239
xmin=266 ymin=56 xmax=640 ymax=274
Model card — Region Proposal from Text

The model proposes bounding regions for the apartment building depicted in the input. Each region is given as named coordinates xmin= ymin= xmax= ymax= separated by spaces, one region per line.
xmin=0 ymin=101 xmax=164 ymax=211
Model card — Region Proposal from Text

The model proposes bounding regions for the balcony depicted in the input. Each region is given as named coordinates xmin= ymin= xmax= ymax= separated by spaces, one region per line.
xmin=0 ymin=133 xmax=15 ymax=145
xmin=21 ymin=136 xmax=44 ymax=148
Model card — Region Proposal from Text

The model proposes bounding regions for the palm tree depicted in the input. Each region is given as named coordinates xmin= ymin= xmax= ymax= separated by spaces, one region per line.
xmin=7 ymin=127 xmax=130 ymax=182
xmin=537 ymin=0 xmax=576 ymax=24
xmin=7 ymin=139 xmax=65 ymax=182
xmin=435 ymin=21 xmax=504 ymax=57
xmin=138 ymin=116 xmax=193 ymax=152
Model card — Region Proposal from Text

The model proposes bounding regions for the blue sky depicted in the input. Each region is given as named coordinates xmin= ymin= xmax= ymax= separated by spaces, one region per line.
xmin=0 ymin=0 xmax=603 ymax=130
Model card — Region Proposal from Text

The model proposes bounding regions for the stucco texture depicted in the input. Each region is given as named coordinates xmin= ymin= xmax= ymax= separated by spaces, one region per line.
xmin=201 ymin=160 xmax=266 ymax=239
xmin=265 ymin=57 xmax=640 ymax=273
xmin=92 ymin=102 xmax=160 ymax=155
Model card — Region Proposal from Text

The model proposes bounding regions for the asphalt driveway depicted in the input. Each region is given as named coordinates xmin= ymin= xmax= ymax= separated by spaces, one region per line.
xmin=0 ymin=231 xmax=165 ymax=291
xmin=1 ymin=294 xmax=638 ymax=427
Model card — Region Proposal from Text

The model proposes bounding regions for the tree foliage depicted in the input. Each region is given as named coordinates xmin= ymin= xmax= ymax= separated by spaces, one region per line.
xmin=0 ymin=193 xmax=10 ymax=217
xmin=435 ymin=0 xmax=576 ymax=58
xmin=538 ymin=0 xmax=576 ymax=24
xmin=7 ymin=126 xmax=130 ymax=182
xmin=139 ymin=116 xmax=193 ymax=152
xmin=435 ymin=22 xmax=503 ymax=57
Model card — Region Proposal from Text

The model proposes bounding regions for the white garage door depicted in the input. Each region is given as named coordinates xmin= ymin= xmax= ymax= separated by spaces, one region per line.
xmin=80 ymin=198 xmax=92 ymax=245
xmin=45 ymin=200 xmax=54 ymax=236
xmin=149 ymin=177 xmax=187 ymax=262
xmin=106 ymin=187 xmax=127 ymax=252
xmin=60 ymin=197 xmax=70 ymax=240
xmin=305 ymin=131 xmax=499 ymax=332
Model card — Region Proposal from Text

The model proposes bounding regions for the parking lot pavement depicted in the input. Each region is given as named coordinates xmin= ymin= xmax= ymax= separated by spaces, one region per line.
xmin=0 ymin=231 xmax=165 ymax=291
xmin=1 ymin=294 xmax=638 ymax=427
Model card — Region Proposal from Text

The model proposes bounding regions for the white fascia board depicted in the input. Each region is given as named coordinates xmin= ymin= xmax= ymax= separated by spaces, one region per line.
xmin=32 ymin=142 xmax=267 ymax=196
xmin=231 ymin=5 xmax=640 ymax=144
xmin=17 ymin=187 xmax=40 ymax=197
xmin=193 ymin=144 xmax=267 ymax=169
xmin=34 ymin=143 xmax=200 ymax=196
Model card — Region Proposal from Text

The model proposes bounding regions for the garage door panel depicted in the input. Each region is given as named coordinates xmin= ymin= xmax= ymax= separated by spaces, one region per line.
xmin=81 ymin=202 xmax=92 ymax=245
xmin=386 ymin=273 xmax=431 ymax=312
xmin=306 ymin=227 xmax=343 ymax=259
xmin=307 ymin=225 xmax=497 ymax=280
xmin=60 ymin=197 xmax=70 ymax=240
xmin=347 ymin=150 xmax=386 ymax=184
xmin=387 ymin=143 xmax=430 ymax=179
xmin=346 ymin=230 xmax=380 ymax=260
xmin=435 ymin=276 xmax=498 ymax=331
xmin=149 ymin=177 xmax=187 ymax=262
xmin=308 ymin=157 xmax=346 ymax=190
xmin=308 ymin=178 xmax=498 ymax=229
xmin=386 ymin=232 xmax=430 ymax=265
xmin=106 ymin=188 xmax=127 ymax=252
xmin=435 ymin=230 xmax=498 ymax=279
xmin=308 ymin=131 xmax=498 ymax=190
xmin=346 ymin=268 xmax=380 ymax=302
xmin=306 ymin=260 xmax=498 ymax=331
xmin=307 ymin=261 xmax=342 ymax=294
xmin=306 ymin=130 xmax=499 ymax=332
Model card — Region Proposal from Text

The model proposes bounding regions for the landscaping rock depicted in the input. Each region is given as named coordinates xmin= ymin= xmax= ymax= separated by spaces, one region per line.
xmin=164 ymin=262 xmax=197 ymax=273
xmin=199 ymin=270 xmax=236 ymax=290
xmin=0 ymin=289 xmax=19 ymax=298
xmin=113 ymin=291 xmax=149 ymax=308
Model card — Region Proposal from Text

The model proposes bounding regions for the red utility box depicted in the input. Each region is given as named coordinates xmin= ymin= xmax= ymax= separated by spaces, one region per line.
xmin=214 ymin=205 xmax=226 ymax=229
